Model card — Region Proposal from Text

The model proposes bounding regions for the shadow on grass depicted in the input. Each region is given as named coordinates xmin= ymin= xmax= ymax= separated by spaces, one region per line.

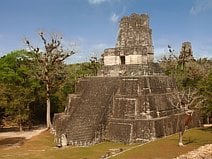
xmin=0 ymin=127 xmax=19 ymax=133
xmin=0 ymin=137 xmax=25 ymax=147
xmin=184 ymin=137 xmax=197 ymax=145
xmin=199 ymin=126 xmax=212 ymax=133
xmin=169 ymin=137 xmax=197 ymax=145
xmin=0 ymin=125 xmax=45 ymax=133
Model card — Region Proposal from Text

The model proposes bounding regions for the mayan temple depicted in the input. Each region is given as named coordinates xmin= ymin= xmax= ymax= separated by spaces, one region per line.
xmin=53 ymin=13 xmax=199 ymax=147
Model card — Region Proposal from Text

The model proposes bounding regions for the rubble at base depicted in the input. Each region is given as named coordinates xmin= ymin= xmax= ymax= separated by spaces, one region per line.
xmin=174 ymin=144 xmax=212 ymax=159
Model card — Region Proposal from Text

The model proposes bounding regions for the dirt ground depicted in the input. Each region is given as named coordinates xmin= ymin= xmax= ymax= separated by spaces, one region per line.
xmin=0 ymin=128 xmax=47 ymax=139
xmin=0 ymin=127 xmax=47 ymax=147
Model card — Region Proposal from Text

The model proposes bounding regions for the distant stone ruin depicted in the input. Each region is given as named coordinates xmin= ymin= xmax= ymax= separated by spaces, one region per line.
xmin=53 ymin=13 xmax=199 ymax=147
xmin=179 ymin=42 xmax=194 ymax=62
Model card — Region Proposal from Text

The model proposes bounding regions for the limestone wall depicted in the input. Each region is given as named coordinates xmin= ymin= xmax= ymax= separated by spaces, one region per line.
xmin=104 ymin=54 xmax=149 ymax=65
xmin=99 ymin=63 xmax=163 ymax=77
xmin=107 ymin=111 xmax=199 ymax=143
xmin=116 ymin=13 xmax=152 ymax=49
xmin=104 ymin=56 xmax=120 ymax=65
xmin=105 ymin=76 xmax=199 ymax=143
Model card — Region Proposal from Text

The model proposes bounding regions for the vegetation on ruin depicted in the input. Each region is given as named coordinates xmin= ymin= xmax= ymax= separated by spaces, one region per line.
xmin=0 ymin=50 xmax=41 ymax=131
xmin=0 ymin=127 xmax=211 ymax=159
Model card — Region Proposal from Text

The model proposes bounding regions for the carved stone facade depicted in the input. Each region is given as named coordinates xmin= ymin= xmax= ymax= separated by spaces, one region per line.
xmin=102 ymin=14 xmax=154 ymax=67
xmin=53 ymin=13 xmax=199 ymax=147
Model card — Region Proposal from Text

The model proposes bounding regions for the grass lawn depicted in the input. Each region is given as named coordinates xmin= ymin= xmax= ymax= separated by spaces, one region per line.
xmin=112 ymin=127 xmax=212 ymax=159
xmin=0 ymin=127 xmax=211 ymax=159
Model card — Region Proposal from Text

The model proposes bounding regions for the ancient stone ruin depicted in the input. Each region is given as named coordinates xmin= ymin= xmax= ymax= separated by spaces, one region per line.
xmin=179 ymin=41 xmax=194 ymax=62
xmin=53 ymin=13 xmax=199 ymax=147
xmin=104 ymin=13 xmax=153 ymax=66
xmin=100 ymin=13 xmax=160 ymax=77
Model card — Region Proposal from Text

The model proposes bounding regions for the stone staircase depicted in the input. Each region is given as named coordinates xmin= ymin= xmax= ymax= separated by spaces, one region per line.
xmin=54 ymin=77 xmax=119 ymax=146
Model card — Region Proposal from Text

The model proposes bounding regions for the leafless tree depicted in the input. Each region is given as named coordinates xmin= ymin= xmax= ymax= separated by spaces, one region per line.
xmin=168 ymin=88 xmax=205 ymax=146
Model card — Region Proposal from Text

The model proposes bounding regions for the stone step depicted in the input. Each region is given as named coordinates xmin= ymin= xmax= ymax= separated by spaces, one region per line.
xmin=54 ymin=77 xmax=119 ymax=146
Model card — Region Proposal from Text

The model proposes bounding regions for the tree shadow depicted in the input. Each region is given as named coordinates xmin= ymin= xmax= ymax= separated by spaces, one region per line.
xmin=0 ymin=125 xmax=45 ymax=133
xmin=183 ymin=137 xmax=197 ymax=145
xmin=0 ymin=137 xmax=25 ymax=147
xmin=199 ymin=126 xmax=212 ymax=133
xmin=0 ymin=127 xmax=19 ymax=133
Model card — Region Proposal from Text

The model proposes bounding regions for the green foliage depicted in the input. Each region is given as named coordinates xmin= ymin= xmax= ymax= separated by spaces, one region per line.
xmin=66 ymin=63 xmax=97 ymax=91
xmin=197 ymin=71 xmax=212 ymax=113
xmin=0 ymin=50 xmax=41 ymax=129
xmin=160 ymin=53 xmax=212 ymax=116
xmin=0 ymin=49 xmax=101 ymax=128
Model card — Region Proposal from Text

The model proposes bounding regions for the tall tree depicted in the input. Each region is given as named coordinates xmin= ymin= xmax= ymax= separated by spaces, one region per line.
xmin=25 ymin=32 xmax=75 ymax=129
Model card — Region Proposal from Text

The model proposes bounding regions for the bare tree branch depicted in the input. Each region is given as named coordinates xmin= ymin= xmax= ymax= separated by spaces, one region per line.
xmin=25 ymin=32 xmax=76 ymax=129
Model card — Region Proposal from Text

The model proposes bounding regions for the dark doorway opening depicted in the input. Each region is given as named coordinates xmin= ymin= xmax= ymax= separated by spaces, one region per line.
xmin=120 ymin=56 xmax=125 ymax=65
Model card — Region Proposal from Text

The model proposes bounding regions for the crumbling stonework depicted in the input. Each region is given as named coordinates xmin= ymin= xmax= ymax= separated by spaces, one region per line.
xmin=174 ymin=144 xmax=212 ymax=159
xmin=53 ymin=13 xmax=199 ymax=147
xmin=102 ymin=13 xmax=154 ymax=75
xmin=179 ymin=42 xmax=194 ymax=62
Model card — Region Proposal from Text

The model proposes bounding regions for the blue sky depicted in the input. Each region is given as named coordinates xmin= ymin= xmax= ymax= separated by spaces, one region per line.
xmin=0 ymin=0 xmax=212 ymax=63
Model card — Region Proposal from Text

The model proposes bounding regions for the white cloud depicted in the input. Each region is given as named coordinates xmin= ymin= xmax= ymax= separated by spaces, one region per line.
xmin=88 ymin=0 xmax=107 ymax=5
xmin=190 ymin=0 xmax=212 ymax=15
xmin=110 ymin=13 xmax=119 ymax=23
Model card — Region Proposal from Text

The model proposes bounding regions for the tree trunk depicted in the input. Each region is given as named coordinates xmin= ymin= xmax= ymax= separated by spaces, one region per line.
xmin=46 ymin=83 xmax=52 ymax=129
xmin=178 ymin=130 xmax=185 ymax=146
xmin=178 ymin=112 xmax=193 ymax=146
xmin=207 ymin=115 xmax=209 ymax=124
xmin=19 ymin=122 xmax=23 ymax=132
xmin=178 ymin=115 xmax=185 ymax=146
